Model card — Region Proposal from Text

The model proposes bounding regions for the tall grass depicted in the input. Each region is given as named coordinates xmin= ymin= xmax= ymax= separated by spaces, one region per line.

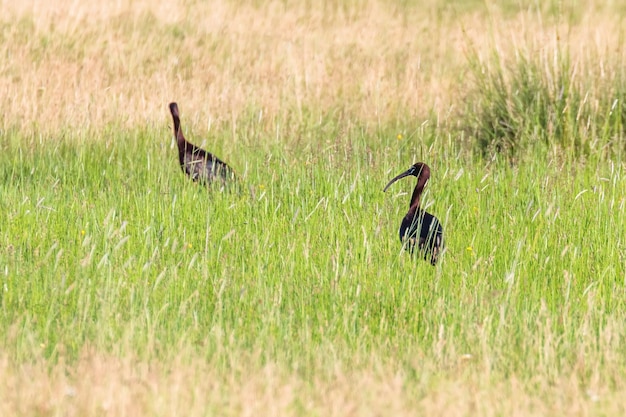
xmin=1 ymin=0 xmax=626 ymax=415
xmin=460 ymin=42 xmax=626 ymax=159
xmin=2 ymin=121 xmax=626 ymax=415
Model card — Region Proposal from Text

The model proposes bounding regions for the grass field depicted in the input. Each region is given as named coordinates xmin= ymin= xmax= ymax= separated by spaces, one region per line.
xmin=1 ymin=0 xmax=626 ymax=415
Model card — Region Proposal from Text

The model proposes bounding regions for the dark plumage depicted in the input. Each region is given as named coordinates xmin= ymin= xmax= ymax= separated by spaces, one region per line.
xmin=169 ymin=102 xmax=235 ymax=185
xmin=383 ymin=162 xmax=444 ymax=265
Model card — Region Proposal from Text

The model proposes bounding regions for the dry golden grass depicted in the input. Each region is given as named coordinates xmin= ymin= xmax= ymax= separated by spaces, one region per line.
xmin=2 ymin=0 xmax=624 ymax=135
xmin=2 ymin=298 xmax=626 ymax=416
xmin=1 ymin=346 xmax=626 ymax=417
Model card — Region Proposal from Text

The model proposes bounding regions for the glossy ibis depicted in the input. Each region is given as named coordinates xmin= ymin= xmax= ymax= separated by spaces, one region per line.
xmin=384 ymin=162 xmax=444 ymax=265
xmin=169 ymin=102 xmax=235 ymax=185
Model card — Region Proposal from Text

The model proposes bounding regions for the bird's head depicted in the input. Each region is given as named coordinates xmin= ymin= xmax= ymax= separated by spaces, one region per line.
xmin=383 ymin=162 xmax=430 ymax=192
xmin=169 ymin=102 xmax=180 ymax=118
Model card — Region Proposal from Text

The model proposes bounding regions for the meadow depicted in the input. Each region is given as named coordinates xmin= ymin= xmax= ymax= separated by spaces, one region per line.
xmin=1 ymin=0 xmax=626 ymax=415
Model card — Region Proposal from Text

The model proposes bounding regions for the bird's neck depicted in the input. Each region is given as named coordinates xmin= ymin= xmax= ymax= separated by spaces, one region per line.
xmin=173 ymin=119 xmax=186 ymax=148
xmin=409 ymin=173 xmax=429 ymax=210
xmin=409 ymin=184 xmax=424 ymax=211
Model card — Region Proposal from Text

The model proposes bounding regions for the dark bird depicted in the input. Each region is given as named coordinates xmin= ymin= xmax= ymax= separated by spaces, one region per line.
xmin=169 ymin=102 xmax=235 ymax=185
xmin=383 ymin=162 xmax=444 ymax=265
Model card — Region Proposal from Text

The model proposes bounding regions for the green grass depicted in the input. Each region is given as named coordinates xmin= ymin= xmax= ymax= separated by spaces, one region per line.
xmin=1 ymin=121 xmax=625 ymax=380
xmin=459 ymin=44 xmax=626 ymax=160
xmin=3 ymin=0 xmax=626 ymax=414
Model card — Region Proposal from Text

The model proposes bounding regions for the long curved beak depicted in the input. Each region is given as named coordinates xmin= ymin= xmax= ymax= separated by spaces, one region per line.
xmin=383 ymin=169 xmax=413 ymax=192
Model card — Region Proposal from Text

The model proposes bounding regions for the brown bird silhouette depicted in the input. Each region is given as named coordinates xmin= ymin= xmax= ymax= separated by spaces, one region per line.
xmin=384 ymin=162 xmax=444 ymax=265
xmin=169 ymin=102 xmax=235 ymax=185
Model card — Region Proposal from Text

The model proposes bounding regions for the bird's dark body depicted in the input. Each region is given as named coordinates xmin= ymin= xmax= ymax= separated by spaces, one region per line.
xmin=178 ymin=142 xmax=232 ymax=183
xmin=384 ymin=162 xmax=444 ymax=266
xmin=399 ymin=208 xmax=444 ymax=265
xmin=169 ymin=102 xmax=234 ymax=185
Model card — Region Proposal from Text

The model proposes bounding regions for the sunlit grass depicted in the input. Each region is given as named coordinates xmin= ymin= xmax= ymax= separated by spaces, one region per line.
xmin=1 ymin=0 xmax=626 ymax=415
xmin=2 ymin=122 xmax=626 ymax=414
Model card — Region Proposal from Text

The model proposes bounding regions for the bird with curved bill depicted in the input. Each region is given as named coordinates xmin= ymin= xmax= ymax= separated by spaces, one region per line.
xmin=169 ymin=102 xmax=235 ymax=186
xmin=384 ymin=162 xmax=444 ymax=265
